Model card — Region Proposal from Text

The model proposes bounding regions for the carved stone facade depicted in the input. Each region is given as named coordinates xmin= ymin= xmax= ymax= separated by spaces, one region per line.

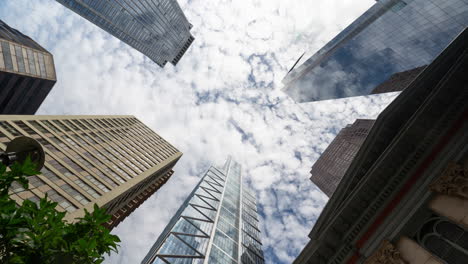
xmin=364 ymin=240 xmax=406 ymax=264
xmin=429 ymin=162 xmax=468 ymax=199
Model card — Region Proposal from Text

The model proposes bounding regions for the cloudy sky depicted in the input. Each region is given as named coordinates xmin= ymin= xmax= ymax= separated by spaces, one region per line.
xmin=1 ymin=0 xmax=399 ymax=263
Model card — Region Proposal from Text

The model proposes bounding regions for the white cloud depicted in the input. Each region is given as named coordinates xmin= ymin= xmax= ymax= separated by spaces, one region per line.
xmin=0 ymin=0 xmax=396 ymax=263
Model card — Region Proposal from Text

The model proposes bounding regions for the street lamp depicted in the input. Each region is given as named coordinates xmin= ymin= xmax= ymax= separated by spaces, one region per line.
xmin=0 ymin=136 xmax=45 ymax=171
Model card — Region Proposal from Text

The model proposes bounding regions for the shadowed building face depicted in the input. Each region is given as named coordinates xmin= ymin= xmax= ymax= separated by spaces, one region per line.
xmin=282 ymin=0 xmax=468 ymax=102
xmin=0 ymin=20 xmax=56 ymax=114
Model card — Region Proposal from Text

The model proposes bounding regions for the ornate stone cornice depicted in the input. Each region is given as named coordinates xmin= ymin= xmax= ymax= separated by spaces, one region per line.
xmin=364 ymin=240 xmax=406 ymax=264
xmin=430 ymin=162 xmax=468 ymax=199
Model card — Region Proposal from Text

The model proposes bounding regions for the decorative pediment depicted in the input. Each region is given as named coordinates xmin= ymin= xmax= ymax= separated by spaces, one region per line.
xmin=364 ymin=240 xmax=406 ymax=264
xmin=430 ymin=162 xmax=468 ymax=199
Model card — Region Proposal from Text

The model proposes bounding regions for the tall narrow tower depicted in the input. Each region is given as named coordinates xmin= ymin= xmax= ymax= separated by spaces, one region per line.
xmin=0 ymin=20 xmax=56 ymax=114
xmin=0 ymin=115 xmax=181 ymax=229
xmin=142 ymin=157 xmax=265 ymax=264
xmin=55 ymin=0 xmax=194 ymax=67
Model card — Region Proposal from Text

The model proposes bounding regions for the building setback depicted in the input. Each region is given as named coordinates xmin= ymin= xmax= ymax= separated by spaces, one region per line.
xmin=0 ymin=115 xmax=181 ymax=229
xmin=0 ymin=20 xmax=56 ymax=114
xmin=370 ymin=66 xmax=425 ymax=94
xmin=56 ymin=0 xmax=194 ymax=67
xmin=142 ymin=157 xmax=265 ymax=264
xmin=282 ymin=0 xmax=468 ymax=102
xmin=294 ymin=28 xmax=468 ymax=264
xmin=311 ymin=119 xmax=374 ymax=197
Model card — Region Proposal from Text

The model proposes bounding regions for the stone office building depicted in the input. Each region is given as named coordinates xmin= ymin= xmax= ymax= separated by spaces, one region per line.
xmin=0 ymin=115 xmax=181 ymax=229
xmin=294 ymin=29 xmax=468 ymax=264
xmin=311 ymin=119 xmax=375 ymax=197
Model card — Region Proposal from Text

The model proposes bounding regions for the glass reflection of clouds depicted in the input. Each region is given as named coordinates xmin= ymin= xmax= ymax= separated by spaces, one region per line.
xmin=55 ymin=0 xmax=193 ymax=67
xmin=283 ymin=0 xmax=468 ymax=102
xmin=142 ymin=158 xmax=265 ymax=264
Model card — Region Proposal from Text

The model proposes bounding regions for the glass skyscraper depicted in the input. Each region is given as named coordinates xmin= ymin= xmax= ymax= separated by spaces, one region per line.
xmin=282 ymin=0 xmax=468 ymax=102
xmin=142 ymin=157 xmax=265 ymax=264
xmin=56 ymin=0 xmax=194 ymax=67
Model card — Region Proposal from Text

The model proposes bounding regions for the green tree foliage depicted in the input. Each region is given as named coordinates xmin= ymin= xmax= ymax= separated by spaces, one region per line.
xmin=0 ymin=158 xmax=120 ymax=263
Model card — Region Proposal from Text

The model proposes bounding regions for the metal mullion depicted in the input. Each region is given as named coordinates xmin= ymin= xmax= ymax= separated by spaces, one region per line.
xmin=48 ymin=120 xmax=123 ymax=186
xmin=197 ymin=193 xmax=218 ymax=202
xmin=203 ymin=181 xmax=223 ymax=194
xmin=159 ymin=254 xmax=203 ymax=259
xmin=207 ymin=171 xmax=225 ymax=183
xmin=206 ymin=175 xmax=224 ymax=186
xmin=91 ymin=122 xmax=148 ymax=173
xmin=189 ymin=202 xmax=215 ymax=212
xmin=2 ymin=123 xmax=87 ymax=208
xmin=191 ymin=204 xmax=215 ymax=222
xmin=243 ymin=229 xmax=263 ymax=246
xmin=205 ymin=175 xmax=224 ymax=187
xmin=74 ymin=119 xmax=136 ymax=178
xmin=183 ymin=215 xmax=213 ymax=223
xmin=196 ymin=195 xmax=217 ymax=211
xmin=203 ymin=160 xmax=231 ymax=264
xmin=105 ymin=118 xmax=155 ymax=165
xmin=0 ymin=126 xmax=90 ymax=207
xmin=181 ymin=216 xmax=212 ymax=238
xmin=41 ymin=162 xmax=95 ymax=201
xmin=64 ymin=120 xmax=132 ymax=181
xmin=33 ymin=121 xmax=115 ymax=191
xmin=173 ymin=233 xmax=205 ymax=257
xmin=86 ymin=119 xmax=144 ymax=175
xmin=199 ymin=186 xmax=221 ymax=200
xmin=95 ymin=122 xmax=149 ymax=172
xmin=55 ymin=120 xmax=128 ymax=183
xmin=20 ymin=123 xmax=105 ymax=196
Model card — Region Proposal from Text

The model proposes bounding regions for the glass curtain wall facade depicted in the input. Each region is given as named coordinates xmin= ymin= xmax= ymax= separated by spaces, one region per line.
xmin=282 ymin=0 xmax=468 ymax=102
xmin=55 ymin=0 xmax=194 ymax=67
xmin=142 ymin=157 xmax=264 ymax=264
xmin=0 ymin=115 xmax=182 ymax=229
xmin=0 ymin=20 xmax=56 ymax=114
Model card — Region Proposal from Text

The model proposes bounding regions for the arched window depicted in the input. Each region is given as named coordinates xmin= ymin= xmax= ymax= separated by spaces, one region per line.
xmin=417 ymin=216 xmax=468 ymax=264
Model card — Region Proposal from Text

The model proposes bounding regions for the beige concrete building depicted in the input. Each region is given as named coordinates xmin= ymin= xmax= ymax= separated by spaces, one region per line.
xmin=0 ymin=115 xmax=181 ymax=229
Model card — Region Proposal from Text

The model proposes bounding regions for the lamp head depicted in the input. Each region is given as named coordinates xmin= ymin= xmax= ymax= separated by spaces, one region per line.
xmin=5 ymin=136 xmax=45 ymax=171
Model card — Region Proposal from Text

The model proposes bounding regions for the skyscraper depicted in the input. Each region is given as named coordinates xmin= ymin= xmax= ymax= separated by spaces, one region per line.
xmin=294 ymin=27 xmax=468 ymax=264
xmin=0 ymin=20 xmax=56 ymax=114
xmin=370 ymin=66 xmax=425 ymax=94
xmin=142 ymin=157 xmax=264 ymax=264
xmin=311 ymin=119 xmax=374 ymax=197
xmin=282 ymin=0 xmax=468 ymax=102
xmin=55 ymin=0 xmax=194 ymax=67
xmin=0 ymin=115 xmax=181 ymax=229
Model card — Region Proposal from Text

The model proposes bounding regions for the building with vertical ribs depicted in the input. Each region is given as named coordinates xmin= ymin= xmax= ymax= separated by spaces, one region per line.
xmin=0 ymin=115 xmax=181 ymax=229
xmin=311 ymin=119 xmax=375 ymax=197
xmin=0 ymin=20 xmax=56 ymax=114
xmin=142 ymin=157 xmax=265 ymax=264
xmin=55 ymin=0 xmax=194 ymax=67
